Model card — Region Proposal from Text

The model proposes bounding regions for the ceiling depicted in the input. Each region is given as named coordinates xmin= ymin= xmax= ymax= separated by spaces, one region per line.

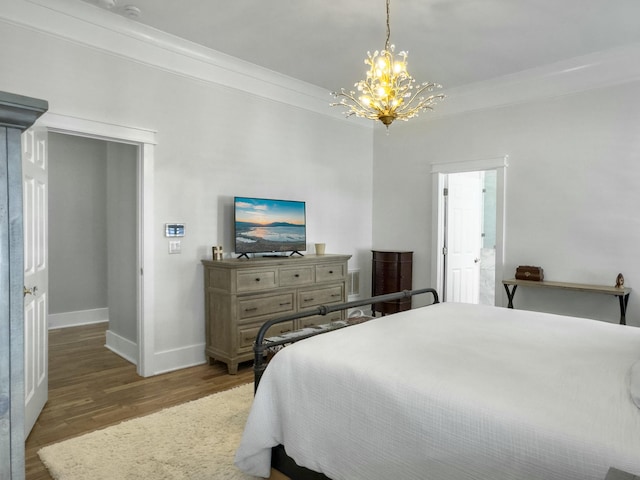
xmin=79 ymin=0 xmax=640 ymax=93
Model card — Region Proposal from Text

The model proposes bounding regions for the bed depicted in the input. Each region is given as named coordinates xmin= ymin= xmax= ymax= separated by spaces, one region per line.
xmin=235 ymin=290 xmax=640 ymax=480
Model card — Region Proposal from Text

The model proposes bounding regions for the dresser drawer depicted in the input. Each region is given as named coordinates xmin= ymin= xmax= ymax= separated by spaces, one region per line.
xmin=238 ymin=292 xmax=294 ymax=320
xmin=298 ymin=285 xmax=344 ymax=309
xmin=297 ymin=311 xmax=343 ymax=329
xmin=238 ymin=321 xmax=294 ymax=351
xmin=316 ymin=263 xmax=346 ymax=282
xmin=279 ymin=266 xmax=314 ymax=287
xmin=237 ymin=269 xmax=277 ymax=292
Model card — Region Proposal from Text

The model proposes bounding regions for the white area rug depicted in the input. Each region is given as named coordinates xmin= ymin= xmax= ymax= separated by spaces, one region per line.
xmin=38 ymin=383 xmax=259 ymax=480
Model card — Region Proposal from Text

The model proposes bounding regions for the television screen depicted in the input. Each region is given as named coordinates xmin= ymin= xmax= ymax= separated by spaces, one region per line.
xmin=234 ymin=197 xmax=306 ymax=255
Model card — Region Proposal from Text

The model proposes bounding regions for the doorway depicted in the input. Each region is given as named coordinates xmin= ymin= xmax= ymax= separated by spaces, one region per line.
xmin=48 ymin=133 xmax=138 ymax=359
xmin=442 ymin=170 xmax=497 ymax=304
xmin=37 ymin=113 xmax=157 ymax=376
xmin=431 ymin=157 xmax=508 ymax=305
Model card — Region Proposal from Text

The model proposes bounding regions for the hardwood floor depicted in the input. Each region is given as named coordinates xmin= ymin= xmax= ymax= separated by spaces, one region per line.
xmin=25 ymin=323 xmax=253 ymax=479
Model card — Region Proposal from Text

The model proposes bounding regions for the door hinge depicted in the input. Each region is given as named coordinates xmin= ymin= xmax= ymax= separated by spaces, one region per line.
xmin=443 ymin=188 xmax=448 ymax=196
xmin=442 ymin=247 xmax=447 ymax=255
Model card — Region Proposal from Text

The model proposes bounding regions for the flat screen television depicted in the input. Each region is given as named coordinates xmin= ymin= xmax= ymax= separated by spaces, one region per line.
xmin=234 ymin=196 xmax=306 ymax=257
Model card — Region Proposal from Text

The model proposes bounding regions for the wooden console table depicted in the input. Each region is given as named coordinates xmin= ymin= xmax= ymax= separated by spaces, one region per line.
xmin=502 ymin=279 xmax=632 ymax=325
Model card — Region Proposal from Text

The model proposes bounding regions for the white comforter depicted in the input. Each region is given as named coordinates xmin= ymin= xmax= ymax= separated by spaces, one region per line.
xmin=235 ymin=302 xmax=640 ymax=479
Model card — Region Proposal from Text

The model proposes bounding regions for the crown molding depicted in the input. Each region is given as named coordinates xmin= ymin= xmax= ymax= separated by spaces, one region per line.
xmin=3 ymin=0 xmax=354 ymax=122
xmin=3 ymin=0 xmax=640 ymax=123
xmin=432 ymin=42 xmax=640 ymax=119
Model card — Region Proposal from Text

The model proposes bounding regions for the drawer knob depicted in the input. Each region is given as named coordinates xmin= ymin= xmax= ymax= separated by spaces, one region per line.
xmin=331 ymin=293 xmax=341 ymax=297
xmin=255 ymin=278 xmax=261 ymax=282
xmin=294 ymin=274 xmax=300 ymax=278
xmin=329 ymin=270 xmax=334 ymax=274
xmin=303 ymin=297 xmax=314 ymax=302
xmin=245 ymin=307 xmax=258 ymax=312
xmin=279 ymin=302 xmax=291 ymax=306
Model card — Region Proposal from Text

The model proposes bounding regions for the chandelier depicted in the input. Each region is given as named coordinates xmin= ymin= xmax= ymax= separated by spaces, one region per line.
xmin=331 ymin=0 xmax=444 ymax=128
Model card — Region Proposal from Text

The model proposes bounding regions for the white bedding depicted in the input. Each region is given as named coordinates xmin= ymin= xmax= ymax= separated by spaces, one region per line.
xmin=235 ymin=302 xmax=640 ymax=480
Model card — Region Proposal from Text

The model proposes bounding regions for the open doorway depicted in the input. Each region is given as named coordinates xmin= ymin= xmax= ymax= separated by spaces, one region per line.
xmin=431 ymin=157 xmax=508 ymax=305
xmin=47 ymin=133 xmax=138 ymax=360
xmin=441 ymin=170 xmax=497 ymax=304
xmin=36 ymin=112 xmax=157 ymax=377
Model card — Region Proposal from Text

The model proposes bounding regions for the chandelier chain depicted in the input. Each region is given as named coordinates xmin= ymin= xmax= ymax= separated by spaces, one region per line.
xmin=385 ymin=0 xmax=391 ymax=51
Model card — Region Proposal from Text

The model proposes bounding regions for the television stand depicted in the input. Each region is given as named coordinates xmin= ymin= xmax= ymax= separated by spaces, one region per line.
xmin=201 ymin=254 xmax=352 ymax=374
xmin=236 ymin=253 xmax=251 ymax=259
xmin=289 ymin=251 xmax=304 ymax=257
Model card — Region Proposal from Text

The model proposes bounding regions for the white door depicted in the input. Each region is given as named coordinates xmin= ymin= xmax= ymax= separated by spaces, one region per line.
xmin=445 ymin=171 xmax=483 ymax=303
xmin=23 ymin=126 xmax=48 ymax=435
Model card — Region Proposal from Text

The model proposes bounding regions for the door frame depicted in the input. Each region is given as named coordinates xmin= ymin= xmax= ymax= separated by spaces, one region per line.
xmin=37 ymin=112 xmax=157 ymax=376
xmin=431 ymin=156 xmax=508 ymax=306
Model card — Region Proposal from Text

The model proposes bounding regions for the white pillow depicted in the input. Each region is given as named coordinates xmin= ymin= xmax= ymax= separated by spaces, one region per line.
xmin=630 ymin=360 xmax=640 ymax=408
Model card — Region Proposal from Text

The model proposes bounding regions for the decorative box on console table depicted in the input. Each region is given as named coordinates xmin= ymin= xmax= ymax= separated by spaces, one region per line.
xmin=201 ymin=254 xmax=351 ymax=374
xmin=515 ymin=265 xmax=544 ymax=281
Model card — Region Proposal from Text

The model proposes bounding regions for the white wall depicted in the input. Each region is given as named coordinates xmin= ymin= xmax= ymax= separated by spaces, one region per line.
xmin=106 ymin=142 xmax=138 ymax=343
xmin=48 ymin=133 xmax=108 ymax=315
xmin=0 ymin=8 xmax=373 ymax=373
xmin=374 ymin=81 xmax=640 ymax=326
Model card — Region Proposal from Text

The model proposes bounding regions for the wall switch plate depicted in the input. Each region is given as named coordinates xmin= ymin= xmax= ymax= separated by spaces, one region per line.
xmin=168 ymin=240 xmax=181 ymax=254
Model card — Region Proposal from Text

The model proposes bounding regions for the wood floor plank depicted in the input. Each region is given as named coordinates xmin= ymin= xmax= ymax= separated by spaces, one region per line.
xmin=25 ymin=323 xmax=253 ymax=479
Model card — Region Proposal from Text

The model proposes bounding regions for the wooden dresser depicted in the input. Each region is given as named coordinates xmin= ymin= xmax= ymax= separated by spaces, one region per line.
xmin=202 ymin=254 xmax=351 ymax=374
xmin=371 ymin=250 xmax=413 ymax=315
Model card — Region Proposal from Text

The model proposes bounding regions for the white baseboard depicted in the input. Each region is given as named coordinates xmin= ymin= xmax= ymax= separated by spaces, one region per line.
xmin=48 ymin=308 xmax=109 ymax=329
xmin=152 ymin=343 xmax=207 ymax=375
xmin=105 ymin=329 xmax=138 ymax=365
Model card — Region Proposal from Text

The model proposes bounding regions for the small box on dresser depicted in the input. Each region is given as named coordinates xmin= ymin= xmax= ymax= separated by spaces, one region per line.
xmin=202 ymin=254 xmax=351 ymax=374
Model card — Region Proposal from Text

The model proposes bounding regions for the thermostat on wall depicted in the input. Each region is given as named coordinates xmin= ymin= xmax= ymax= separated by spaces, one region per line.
xmin=165 ymin=223 xmax=185 ymax=237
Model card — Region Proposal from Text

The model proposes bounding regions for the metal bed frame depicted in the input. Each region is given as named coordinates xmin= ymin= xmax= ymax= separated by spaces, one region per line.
xmin=251 ymin=288 xmax=440 ymax=480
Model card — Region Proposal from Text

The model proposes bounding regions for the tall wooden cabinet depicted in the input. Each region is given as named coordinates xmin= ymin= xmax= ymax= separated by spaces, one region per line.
xmin=202 ymin=254 xmax=351 ymax=374
xmin=371 ymin=250 xmax=413 ymax=315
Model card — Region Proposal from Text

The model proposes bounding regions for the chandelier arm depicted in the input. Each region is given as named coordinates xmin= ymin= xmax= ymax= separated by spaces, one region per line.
xmin=396 ymin=93 xmax=428 ymax=112
xmin=397 ymin=85 xmax=444 ymax=112
xmin=360 ymin=83 xmax=378 ymax=100
xmin=397 ymin=94 xmax=444 ymax=115
xmin=334 ymin=90 xmax=378 ymax=115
